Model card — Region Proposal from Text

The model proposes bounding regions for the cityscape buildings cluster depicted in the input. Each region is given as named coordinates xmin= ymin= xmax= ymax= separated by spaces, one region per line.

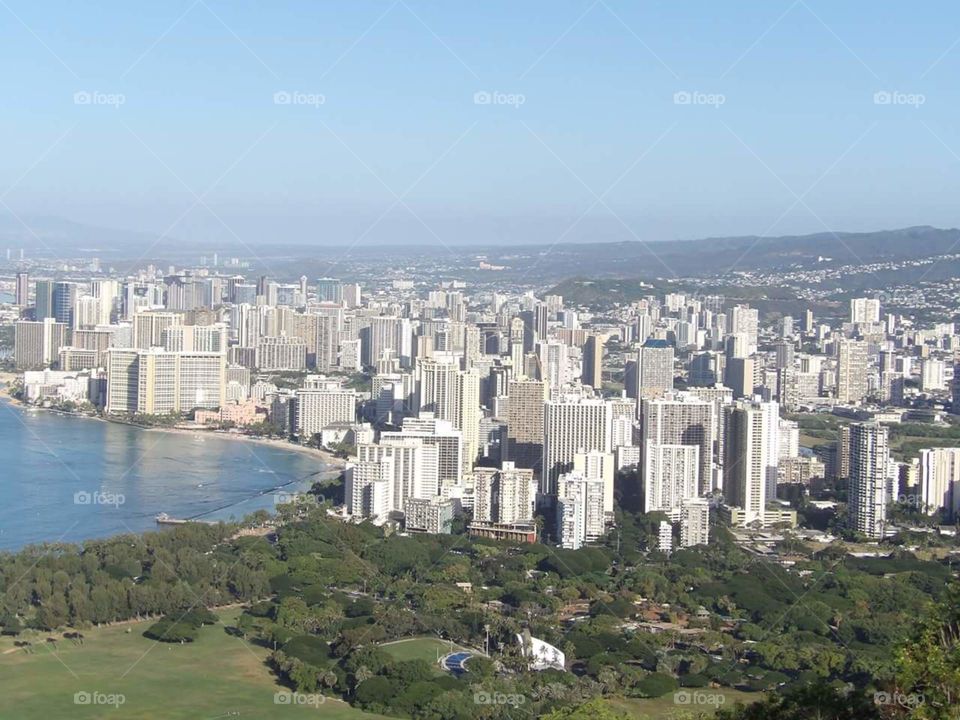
xmin=11 ymin=265 xmax=960 ymax=546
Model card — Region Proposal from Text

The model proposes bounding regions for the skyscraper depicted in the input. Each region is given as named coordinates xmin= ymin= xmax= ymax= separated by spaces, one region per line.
xmin=722 ymin=399 xmax=780 ymax=526
xmin=641 ymin=392 xmax=718 ymax=494
xmin=643 ymin=444 xmax=699 ymax=516
xmin=581 ymin=334 xmax=604 ymax=389
xmin=294 ymin=385 xmax=357 ymax=437
xmin=14 ymin=318 xmax=68 ymax=369
xmin=505 ymin=379 xmax=547 ymax=475
xmin=357 ymin=438 xmax=439 ymax=513
xmin=472 ymin=461 xmax=537 ymax=525
xmin=382 ymin=413 xmax=464 ymax=485
xmin=850 ymin=297 xmax=881 ymax=325
xmin=34 ymin=279 xmax=54 ymax=320
xmin=836 ymin=338 xmax=869 ymax=404
xmin=847 ymin=422 xmax=890 ymax=539
xmin=727 ymin=305 xmax=759 ymax=354
xmin=51 ymin=281 xmax=77 ymax=325
xmin=14 ymin=271 xmax=29 ymax=308
xmin=542 ymin=395 xmax=612 ymax=495
xmin=919 ymin=447 xmax=960 ymax=519
xmin=316 ymin=277 xmax=343 ymax=304
xmin=636 ymin=339 xmax=674 ymax=399
xmin=556 ymin=471 xmax=605 ymax=549
xmin=105 ymin=348 xmax=225 ymax=415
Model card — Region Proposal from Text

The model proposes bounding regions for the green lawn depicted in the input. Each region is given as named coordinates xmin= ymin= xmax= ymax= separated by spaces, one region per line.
xmin=610 ymin=689 xmax=763 ymax=719
xmin=0 ymin=608 xmax=384 ymax=720
xmin=379 ymin=636 xmax=468 ymax=665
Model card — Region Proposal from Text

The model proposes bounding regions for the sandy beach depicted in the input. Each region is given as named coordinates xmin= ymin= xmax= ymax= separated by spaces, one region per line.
xmin=0 ymin=373 xmax=347 ymax=470
xmin=155 ymin=426 xmax=348 ymax=469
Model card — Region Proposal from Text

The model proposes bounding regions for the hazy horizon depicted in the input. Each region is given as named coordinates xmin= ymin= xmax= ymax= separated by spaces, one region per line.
xmin=4 ymin=1 xmax=960 ymax=247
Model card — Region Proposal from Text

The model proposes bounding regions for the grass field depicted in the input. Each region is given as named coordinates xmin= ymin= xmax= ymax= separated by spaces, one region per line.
xmin=0 ymin=608 xmax=384 ymax=720
xmin=610 ymin=688 xmax=763 ymax=718
xmin=379 ymin=636 xmax=468 ymax=665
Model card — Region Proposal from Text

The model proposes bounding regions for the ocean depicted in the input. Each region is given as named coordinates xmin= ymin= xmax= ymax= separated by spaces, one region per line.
xmin=0 ymin=401 xmax=335 ymax=550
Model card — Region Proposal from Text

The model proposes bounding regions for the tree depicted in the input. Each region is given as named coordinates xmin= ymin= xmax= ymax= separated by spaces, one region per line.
xmin=354 ymin=676 xmax=396 ymax=706
xmin=890 ymin=584 xmax=960 ymax=720
xmin=541 ymin=698 xmax=631 ymax=720
xmin=0 ymin=613 xmax=24 ymax=636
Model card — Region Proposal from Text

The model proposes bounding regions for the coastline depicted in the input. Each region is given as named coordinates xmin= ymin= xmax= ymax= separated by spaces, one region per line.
xmin=153 ymin=426 xmax=347 ymax=469
xmin=0 ymin=376 xmax=347 ymax=470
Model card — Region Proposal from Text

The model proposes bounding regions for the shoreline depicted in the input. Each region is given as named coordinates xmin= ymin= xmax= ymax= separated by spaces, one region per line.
xmin=0 ymin=377 xmax=347 ymax=470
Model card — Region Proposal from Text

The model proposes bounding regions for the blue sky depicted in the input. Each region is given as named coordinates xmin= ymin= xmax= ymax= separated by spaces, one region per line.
xmin=2 ymin=0 xmax=960 ymax=246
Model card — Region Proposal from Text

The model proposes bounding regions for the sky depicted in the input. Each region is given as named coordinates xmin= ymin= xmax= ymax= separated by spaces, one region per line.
xmin=2 ymin=0 xmax=960 ymax=248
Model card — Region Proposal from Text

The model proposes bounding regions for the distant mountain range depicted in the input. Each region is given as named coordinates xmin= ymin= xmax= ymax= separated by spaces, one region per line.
xmin=479 ymin=226 xmax=960 ymax=281
xmin=2 ymin=215 xmax=958 ymax=283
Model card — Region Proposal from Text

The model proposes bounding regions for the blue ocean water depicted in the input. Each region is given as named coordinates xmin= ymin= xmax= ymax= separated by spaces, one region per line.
xmin=0 ymin=401 xmax=334 ymax=550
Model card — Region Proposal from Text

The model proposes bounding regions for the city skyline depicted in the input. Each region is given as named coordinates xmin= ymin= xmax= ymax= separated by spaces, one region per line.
xmin=2 ymin=6 xmax=960 ymax=718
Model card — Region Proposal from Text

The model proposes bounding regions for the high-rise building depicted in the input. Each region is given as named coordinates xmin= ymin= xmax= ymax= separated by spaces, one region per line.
xmin=573 ymin=449 xmax=616 ymax=514
xmin=133 ymin=311 xmax=183 ymax=349
xmin=14 ymin=318 xmax=68 ymax=369
xmin=294 ymin=385 xmax=356 ymax=437
xmin=34 ymin=279 xmax=54 ymax=320
xmin=679 ymin=498 xmax=710 ymax=547
xmin=539 ymin=339 xmax=570 ymax=390
xmin=636 ymin=339 xmax=674 ymax=399
xmin=472 ymin=461 xmax=537 ymax=525
xmin=51 ymin=281 xmax=77 ymax=325
xmin=724 ymin=356 xmax=754 ymax=399
xmin=847 ymin=422 xmax=890 ymax=539
xmin=416 ymin=358 xmax=480 ymax=469
xmin=105 ymin=348 xmax=225 ymax=415
xmin=641 ymin=392 xmax=718 ymax=495
xmin=723 ymin=399 xmax=780 ymax=526
xmin=404 ymin=496 xmax=456 ymax=534
xmin=918 ymin=447 xmax=960 ymax=519
xmin=556 ymin=471 xmax=605 ymax=549
xmin=382 ymin=413 xmax=463 ymax=485
xmin=836 ymin=338 xmax=869 ymax=404
xmin=727 ymin=305 xmax=759 ymax=354
xmin=581 ymin=334 xmax=604 ymax=389
xmin=644 ymin=444 xmax=699 ymax=516
xmin=358 ymin=438 xmax=439 ymax=513
xmin=14 ymin=271 xmax=29 ymax=307
xmin=542 ymin=395 xmax=612 ymax=495
xmin=162 ymin=324 xmax=228 ymax=353
xmin=316 ymin=277 xmax=343 ymax=304
xmin=505 ymin=379 xmax=547 ymax=475
xmin=920 ymin=359 xmax=947 ymax=391
xmin=362 ymin=316 xmax=412 ymax=368
xmin=850 ymin=297 xmax=881 ymax=325
xmin=344 ymin=457 xmax=395 ymax=519
xmin=256 ymin=335 xmax=307 ymax=370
